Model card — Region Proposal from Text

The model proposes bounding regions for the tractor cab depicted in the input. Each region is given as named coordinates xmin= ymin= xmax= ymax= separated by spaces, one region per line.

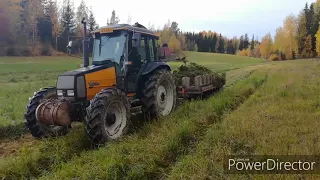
xmin=92 ymin=23 xmax=162 ymax=93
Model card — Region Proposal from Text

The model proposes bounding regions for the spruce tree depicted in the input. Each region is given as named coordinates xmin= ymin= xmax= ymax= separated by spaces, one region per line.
xmin=88 ymin=8 xmax=98 ymax=33
xmin=305 ymin=2 xmax=312 ymax=35
xmin=218 ymin=34 xmax=225 ymax=53
xmin=297 ymin=11 xmax=308 ymax=57
xmin=239 ymin=35 xmax=244 ymax=51
xmin=60 ymin=0 xmax=76 ymax=51
xmin=107 ymin=10 xmax=120 ymax=25
xmin=244 ymin=33 xmax=249 ymax=49
xmin=212 ymin=34 xmax=217 ymax=53
xmin=251 ymin=35 xmax=255 ymax=50
xmin=311 ymin=3 xmax=320 ymax=52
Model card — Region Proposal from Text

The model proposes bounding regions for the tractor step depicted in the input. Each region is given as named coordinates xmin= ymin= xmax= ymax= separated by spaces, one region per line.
xmin=130 ymin=106 xmax=142 ymax=116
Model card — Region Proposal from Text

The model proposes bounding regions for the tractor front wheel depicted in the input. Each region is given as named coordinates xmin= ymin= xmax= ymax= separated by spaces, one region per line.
xmin=85 ymin=88 xmax=131 ymax=145
xmin=24 ymin=87 xmax=70 ymax=139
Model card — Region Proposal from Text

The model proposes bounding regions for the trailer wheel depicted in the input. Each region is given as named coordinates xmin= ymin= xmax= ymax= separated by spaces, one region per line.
xmin=85 ymin=88 xmax=131 ymax=145
xmin=24 ymin=87 xmax=69 ymax=139
xmin=141 ymin=69 xmax=177 ymax=119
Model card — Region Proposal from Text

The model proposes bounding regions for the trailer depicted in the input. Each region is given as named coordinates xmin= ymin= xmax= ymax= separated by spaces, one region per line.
xmin=176 ymin=72 xmax=226 ymax=99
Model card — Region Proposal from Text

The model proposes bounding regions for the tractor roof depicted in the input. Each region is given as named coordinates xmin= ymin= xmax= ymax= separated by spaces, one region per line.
xmin=96 ymin=23 xmax=158 ymax=38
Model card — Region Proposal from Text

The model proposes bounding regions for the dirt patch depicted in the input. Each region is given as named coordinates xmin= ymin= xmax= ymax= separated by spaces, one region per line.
xmin=0 ymin=133 xmax=38 ymax=158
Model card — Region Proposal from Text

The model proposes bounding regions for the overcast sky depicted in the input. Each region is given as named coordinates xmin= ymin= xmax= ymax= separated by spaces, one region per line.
xmin=58 ymin=0 xmax=315 ymax=40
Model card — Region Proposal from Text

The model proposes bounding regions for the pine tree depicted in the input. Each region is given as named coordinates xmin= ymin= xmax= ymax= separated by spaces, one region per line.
xmin=107 ymin=10 xmax=120 ymax=25
xmin=296 ymin=11 xmax=308 ymax=57
xmin=227 ymin=40 xmax=234 ymax=54
xmin=60 ymin=0 xmax=76 ymax=52
xmin=305 ymin=2 xmax=313 ymax=35
xmin=212 ymin=34 xmax=217 ymax=53
xmin=218 ymin=34 xmax=225 ymax=53
xmin=88 ymin=8 xmax=98 ymax=33
xmin=250 ymin=35 xmax=255 ymax=50
xmin=170 ymin=21 xmax=179 ymax=36
xmin=46 ymin=0 xmax=60 ymax=49
xmin=76 ymin=0 xmax=89 ymax=25
xmin=311 ymin=3 xmax=320 ymax=52
xmin=244 ymin=33 xmax=249 ymax=49
xmin=239 ymin=35 xmax=244 ymax=51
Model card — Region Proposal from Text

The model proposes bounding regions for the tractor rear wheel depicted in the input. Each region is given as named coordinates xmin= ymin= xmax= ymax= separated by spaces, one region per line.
xmin=24 ymin=87 xmax=70 ymax=139
xmin=141 ymin=69 xmax=177 ymax=119
xmin=85 ymin=88 xmax=130 ymax=145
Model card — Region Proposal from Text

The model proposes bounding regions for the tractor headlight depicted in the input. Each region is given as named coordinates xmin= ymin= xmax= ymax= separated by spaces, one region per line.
xmin=57 ymin=90 xmax=63 ymax=96
xmin=67 ymin=90 xmax=75 ymax=96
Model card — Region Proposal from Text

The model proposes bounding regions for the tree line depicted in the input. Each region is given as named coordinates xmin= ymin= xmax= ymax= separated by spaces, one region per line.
xmin=0 ymin=0 xmax=318 ymax=60
xmin=0 ymin=0 xmax=100 ymax=56
xmin=237 ymin=0 xmax=320 ymax=60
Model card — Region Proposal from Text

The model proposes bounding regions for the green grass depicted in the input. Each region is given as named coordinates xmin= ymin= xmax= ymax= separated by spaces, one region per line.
xmin=38 ymin=69 xmax=268 ymax=180
xmin=0 ymin=53 xmax=264 ymax=127
xmin=1 ymin=54 xmax=320 ymax=179
xmin=0 ymin=125 xmax=91 ymax=179
xmin=167 ymin=59 xmax=320 ymax=179
xmin=0 ymin=65 xmax=268 ymax=180
xmin=0 ymin=52 xmax=267 ymax=179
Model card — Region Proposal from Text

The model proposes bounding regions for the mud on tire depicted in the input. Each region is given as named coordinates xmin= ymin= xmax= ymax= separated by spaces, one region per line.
xmin=141 ymin=69 xmax=177 ymax=119
xmin=24 ymin=87 xmax=69 ymax=139
xmin=85 ymin=88 xmax=131 ymax=145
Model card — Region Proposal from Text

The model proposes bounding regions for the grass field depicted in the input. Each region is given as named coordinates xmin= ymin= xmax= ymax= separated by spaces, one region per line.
xmin=0 ymin=53 xmax=263 ymax=126
xmin=1 ymin=52 xmax=320 ymax=179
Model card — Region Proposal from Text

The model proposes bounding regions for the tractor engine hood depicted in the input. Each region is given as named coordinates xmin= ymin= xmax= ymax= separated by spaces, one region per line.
xmin=56 ymin=64 xmax=117 ymax=101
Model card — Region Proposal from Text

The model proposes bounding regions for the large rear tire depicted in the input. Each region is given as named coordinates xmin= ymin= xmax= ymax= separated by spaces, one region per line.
xmin=24 ymin=87 xmax=69 ymax=139
xmin=141 ymin=69 xmax=177 ymax=119
xmin=85 ymin=88 xmax=131 ymax=145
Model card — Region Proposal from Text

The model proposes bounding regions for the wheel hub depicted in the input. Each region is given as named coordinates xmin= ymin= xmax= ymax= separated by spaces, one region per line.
xmin=104 ymin=100 xmax=127 ymax=139
xmin=106 ymin=113 xmax=116 ymax=125
xmin=157 ymin=85 xmax=167 ymax=105
xmin=156 ymin=81 xmax=174 ymax=116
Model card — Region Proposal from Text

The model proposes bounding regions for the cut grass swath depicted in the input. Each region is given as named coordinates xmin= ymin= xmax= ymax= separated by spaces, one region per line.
xmin=0 ymin=125 xmax=91 ymax=179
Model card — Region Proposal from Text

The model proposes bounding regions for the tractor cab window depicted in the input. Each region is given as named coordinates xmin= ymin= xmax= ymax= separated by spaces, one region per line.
xmin=137 ymin=37 xmax=146 ymax=62
xmin=148 ymin=38 xmax=155 ymax=61
xmin=92 ymin=31 xmax=127 ymax=65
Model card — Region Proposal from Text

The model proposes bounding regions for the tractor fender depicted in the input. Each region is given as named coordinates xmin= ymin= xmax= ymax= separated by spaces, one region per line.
xmin=135 ymin=62 xmax=171 ymax=98
xmin=141 ymin=62 xmax=171 ymax=76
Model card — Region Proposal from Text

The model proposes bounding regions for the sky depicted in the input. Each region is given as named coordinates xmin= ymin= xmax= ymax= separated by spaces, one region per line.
xmin=57 ymin=0 xmax=315 ymax=40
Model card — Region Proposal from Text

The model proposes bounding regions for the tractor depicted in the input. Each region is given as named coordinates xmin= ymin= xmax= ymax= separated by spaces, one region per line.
xmin=25 ymin=19 xmax=177 ymax=145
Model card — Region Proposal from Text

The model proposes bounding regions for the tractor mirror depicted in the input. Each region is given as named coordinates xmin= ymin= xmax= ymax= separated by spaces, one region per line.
xmin=132 ymin=33 xmax=141 ymax=48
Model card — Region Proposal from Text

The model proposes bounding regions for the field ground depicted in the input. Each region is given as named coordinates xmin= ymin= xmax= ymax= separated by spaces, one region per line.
xmin=1 ymin=52 xmax=320 ymax=179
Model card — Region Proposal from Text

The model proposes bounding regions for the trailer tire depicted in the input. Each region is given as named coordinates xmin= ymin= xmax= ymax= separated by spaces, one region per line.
xmin=85 ymin=88 xmax=131 ymax=145
xmin=141 ymin=69 xmax=177 ymax=119
xmin=24 ymin=87 xmax=69 ymax=139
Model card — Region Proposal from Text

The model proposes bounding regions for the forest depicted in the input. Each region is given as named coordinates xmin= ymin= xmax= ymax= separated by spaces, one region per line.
xmin=0 ymin=0 xmax=319 ymax=61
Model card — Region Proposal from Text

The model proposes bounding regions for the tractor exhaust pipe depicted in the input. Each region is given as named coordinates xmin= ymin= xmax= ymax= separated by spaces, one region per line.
xmin=81 ymin=18 xmax=89 ymax=67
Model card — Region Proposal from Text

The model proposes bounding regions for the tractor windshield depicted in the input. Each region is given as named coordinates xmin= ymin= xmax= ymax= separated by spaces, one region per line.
xmin=92 ymin=31 xmax=127 ymax=65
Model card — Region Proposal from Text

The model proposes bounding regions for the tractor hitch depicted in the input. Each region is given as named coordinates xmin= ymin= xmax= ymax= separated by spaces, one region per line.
xmin=35 ymin=98 xmax=72 ymax=126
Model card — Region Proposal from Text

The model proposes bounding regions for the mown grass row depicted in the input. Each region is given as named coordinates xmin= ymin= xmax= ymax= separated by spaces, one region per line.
xmin=167 ymin=60 xmax=320 ymax=179
xmin=0 ymin=125 xmax=91 ymax=179
xmin=31 ymin=69 xmax=269 ymax=180
xmin=0 ymin=123 xmax=28 ymax=141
